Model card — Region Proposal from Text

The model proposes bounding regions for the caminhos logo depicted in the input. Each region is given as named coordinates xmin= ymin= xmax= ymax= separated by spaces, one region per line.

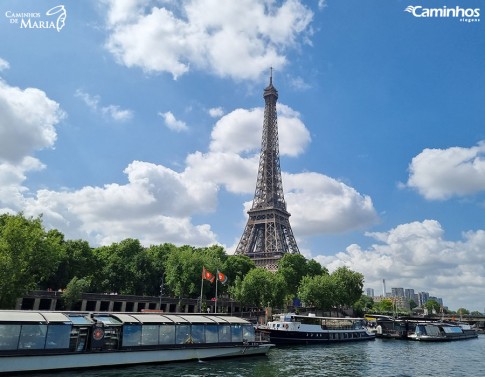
xmin=405 ymin=5 xmax=480 ymax=22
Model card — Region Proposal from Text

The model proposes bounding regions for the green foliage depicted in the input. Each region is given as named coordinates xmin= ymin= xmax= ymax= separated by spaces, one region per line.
xmin=298 ymin=274 xmax=336 ymax=310
xmin=306 ymin=259 xmax=327 ymax=277
xmin=0 ymin=213 xmax=369 ymax=313
xmin=353 ymin=295 xmax=374 ymax=317
xmin=44 ymin=239 xmax=97 ymax=290
xmin=425 ymin=299 xmax=441 ymax=313
xmin=332 ymin=266 xmax=364 ymax=307
xmin=0 ymin=213 xmax=63 ymax=308
xmin=93 ymin=238 xmax=158 ymax=295
xmin=223 ymin=255 xmax=255 ymax=283
xmin=457 ymin=307 xmax=470 ymax=315
xmin=376 ymin=298 xmax=394 ymax=312
xmin=233 ymin=268 xmax=285 ymax=307
xmin=62 ymin=276 xmax=91 ymax=309
xmin=277 ymin=253 xmax=308 ymax=297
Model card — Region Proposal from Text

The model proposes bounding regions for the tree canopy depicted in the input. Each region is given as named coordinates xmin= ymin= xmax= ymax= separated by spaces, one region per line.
xmin=0 ymin=212 xmax=371 ymax=313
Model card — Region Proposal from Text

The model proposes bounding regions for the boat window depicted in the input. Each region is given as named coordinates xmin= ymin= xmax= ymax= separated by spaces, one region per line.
xmin=122 ymin=325 xmax=142 ymax=347
xmin=45 ymin=324 xmax=71 ymax=349
xmin=18 ymin=324 xmax=47 ymax=350
xmin=231 ymin=324 xmax=243 ymax=342
xmin=205 ymin=324 xmax=218 ymax=343
xmin=159 ymin=324 xmax=175 ymax=345
xmin=175 ymin=324 xmax=191 ymax=344
xmin=425 ymin=325 xmax=440 ymax=337
xmin=191 ymin=325 xmax=205 ymax=343
xmin=242 ymin=324 xmax=255 ymax=341
xmin=218 ymin=324 xmax=231 ymax=342
xmin=141 ymin=325 xmax=159 ymax=346
xmin=0 ymin=324 xmax=21 ymax=350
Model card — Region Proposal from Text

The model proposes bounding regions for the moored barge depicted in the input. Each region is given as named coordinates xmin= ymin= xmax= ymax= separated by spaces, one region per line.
xmin=259 ymin=313 xmax=375 ymax=345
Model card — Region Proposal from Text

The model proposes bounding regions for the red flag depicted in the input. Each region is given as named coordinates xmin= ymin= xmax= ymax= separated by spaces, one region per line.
xmin=202 ymin=267 xmax=215 ymax=283
xmin=217 ymin=270 xmax=228 ymax=284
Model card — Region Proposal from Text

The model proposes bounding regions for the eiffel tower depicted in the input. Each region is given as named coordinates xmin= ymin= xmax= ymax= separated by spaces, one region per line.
xmin=235 ymin=70 xmax=300 ymax=270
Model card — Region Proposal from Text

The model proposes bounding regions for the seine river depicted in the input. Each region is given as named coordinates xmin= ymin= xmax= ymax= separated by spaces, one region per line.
xmin=28 ymin=336 xmax=484 ymax=377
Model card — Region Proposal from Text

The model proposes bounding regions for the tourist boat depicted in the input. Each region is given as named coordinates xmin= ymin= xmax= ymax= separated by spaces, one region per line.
xmin=258 ymin=313 xmax=376 ymax=345
xmin=0 ymin=310 xmax=273 ymax=374
xmin=374 ymin=316 xmax=478 ymax=341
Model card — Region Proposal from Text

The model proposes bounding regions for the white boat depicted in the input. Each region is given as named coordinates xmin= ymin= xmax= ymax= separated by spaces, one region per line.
xmin=407 ymin=322 xmax=478 ymax=342
xmin=0 ymin=310 xmax=273 ymax=374
xmin=373 ymin=316 xmax=479 ymax=341
xmin=259 ymin=313 xmax=375 ymax=345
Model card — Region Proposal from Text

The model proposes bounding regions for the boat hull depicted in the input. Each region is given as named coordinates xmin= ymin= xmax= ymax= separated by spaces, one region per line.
xmin=261 ymin=329 xmax=375 ymax=345
xmin=0 ymin=343 xmax=272 ymax=374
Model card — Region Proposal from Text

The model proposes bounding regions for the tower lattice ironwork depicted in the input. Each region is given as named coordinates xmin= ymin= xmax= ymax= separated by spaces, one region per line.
xmin=235 ymin=72 xmax=300 ymax=270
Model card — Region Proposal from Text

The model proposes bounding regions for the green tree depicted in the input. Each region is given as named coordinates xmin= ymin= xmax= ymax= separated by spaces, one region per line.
xmin=277 ymin=253 xmax=308 ymax=297
xmin=306 ymin=259 xmax=327 ymax=277
xmin=164 ymin=245 xmax=207 ymax=298
xmin=353 ymin=295 xmax=374 ymax=317
xmin=375 ymin=298 xmax=393 ymax=312
xmin=234 ymin=268 xmax=284 ymax=308
xmin=457 ymin=307 xmax=470 ymax=315
xmin=146 ymin=243 xmax=177 ymax=296
xmin=409 ymin=299 xmax=418 ymax=311
xmin=425 ymin=299 xmax=441 ymax=314
xmin=331 ymin=266 xmax=364 ymax=307
xmin=0 ymin=213 xmax=63 ymax=308
xmin=93 ymin=238 xmax=155 ymax=295
xmin=298 ymin=274 xmax=336 ymax=310
xmin=222 ymin=255 xmax=255 ymax=285
xmin=45 ymin=239 xmax=97 ymax=290
xmin=62 ymin=276 xmax=91 ymax=309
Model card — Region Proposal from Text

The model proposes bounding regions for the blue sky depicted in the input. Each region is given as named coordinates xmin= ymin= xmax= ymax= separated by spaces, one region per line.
xmin=1 ymin=0 xmax=484 ymax=311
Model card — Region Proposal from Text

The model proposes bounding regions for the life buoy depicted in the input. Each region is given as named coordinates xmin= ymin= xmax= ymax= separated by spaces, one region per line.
xmin=284 ymin=324 xmax=289 ymax=329
xmin=93 ymin=327 xmax=104 ymax=341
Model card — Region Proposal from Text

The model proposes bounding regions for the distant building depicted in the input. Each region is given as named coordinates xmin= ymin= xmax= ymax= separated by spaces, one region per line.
xmin=404 ymin=289 xmax=415 ymax=300
xmin=418 ymin=292 xmax=430 ymax=307
xmin=365 ymin=288 xmax=374 ymax=297
xmin=391 ymin=288 xmax=405 ymax=297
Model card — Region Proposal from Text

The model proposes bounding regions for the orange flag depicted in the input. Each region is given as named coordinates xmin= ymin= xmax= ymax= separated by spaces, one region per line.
xmin=202 ymin=267 xmax=215 ymax=283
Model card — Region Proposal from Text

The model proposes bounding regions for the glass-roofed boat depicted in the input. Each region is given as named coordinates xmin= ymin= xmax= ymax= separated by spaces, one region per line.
xmin=0 ymin=310 xmax=273 ymax=374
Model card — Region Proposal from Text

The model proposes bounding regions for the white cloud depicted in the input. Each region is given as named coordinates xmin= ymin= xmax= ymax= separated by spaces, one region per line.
xmin=289 ymin=75 xmax=311 ymax=90
xmin=317 ymin=220 xmax=485 ymax=311
xmin=75 ymin=89 xmax=133 ymax=122
xmin=0 ymin=58 xmax=10 ymax=71
xmin=0 ymin=77 xmax=63 ymax=215
xmin=318 ymin=0 xmax=328 ymax=10
xmin=209 ymin=104 xmax=310 ymax=157
xmin=16 ymin=160 xmax=219 ymax=246
xmin=208 ymin=107 xmax=224 ymax=118
xmin=0 ymin=96 xmax=377 ymax=248
xmin=284 ymin=172 xmax=378 ymax=235
xmin=406 ymin=142 xmax=485 ymax=200
xmin=159 ymin=111 xmax=188 ymax=132
xmin=0 ymin=79 xmax=64 ymax=163
xmin=104 ymin=0 xmax=314 ymax=80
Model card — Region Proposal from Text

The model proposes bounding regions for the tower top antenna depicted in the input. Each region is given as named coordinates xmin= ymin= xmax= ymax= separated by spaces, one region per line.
xmin=270 ymin=67 xmax=273 ymax=85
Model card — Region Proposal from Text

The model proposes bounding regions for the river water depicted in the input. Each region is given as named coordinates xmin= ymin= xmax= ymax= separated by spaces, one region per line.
xmin=28 ymin=336 xmax=484 ymax=377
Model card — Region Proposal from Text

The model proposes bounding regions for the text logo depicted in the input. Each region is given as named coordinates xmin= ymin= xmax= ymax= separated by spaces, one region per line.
xmin=46 ymin=5 xmax=67 ymax=32
xmin=4 ymin=4 xmax=67 ymax=31
xmin=404 ymin=5 xmax=480 ymax=23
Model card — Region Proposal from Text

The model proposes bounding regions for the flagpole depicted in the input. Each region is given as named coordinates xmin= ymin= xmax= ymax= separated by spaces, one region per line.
xmin=215 ymin=270 xmax=218 ymax=314
xmin=200 ymin=269 xmax=204 ymax=313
